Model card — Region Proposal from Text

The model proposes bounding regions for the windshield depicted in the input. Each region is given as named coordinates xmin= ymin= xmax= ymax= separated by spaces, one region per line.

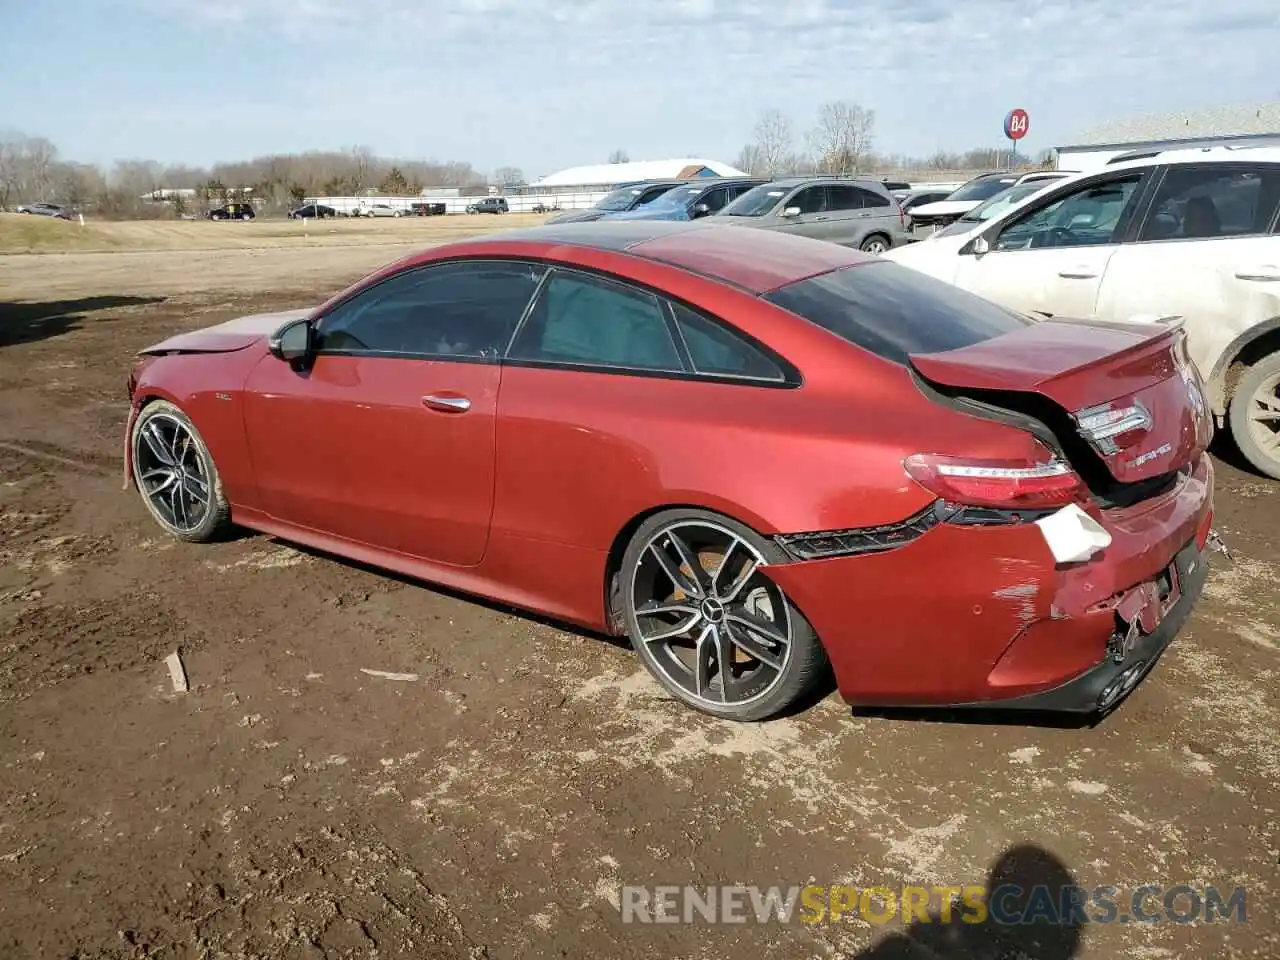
xmin=947 ymin=176 xmax=1018 ymax=202
xmin=722 ymin=184 xmax=790 ymax=217
xmin=958 ymin=182 xmax=1048 ymax=223
xmin=595 ymin=185 xmax=649 ymax=212
xmin=644 ymin=185 xmax=704 ymax=211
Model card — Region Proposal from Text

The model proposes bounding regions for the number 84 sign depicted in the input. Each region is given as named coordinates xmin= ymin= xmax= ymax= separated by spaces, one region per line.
xmin=1004 ymin=108 xmax=1030 ymax=141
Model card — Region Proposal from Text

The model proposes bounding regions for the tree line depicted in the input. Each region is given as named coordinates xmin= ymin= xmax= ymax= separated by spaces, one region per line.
xmin=0 ymin=135 xmax=499 ymax=218
xmin=732 ymin=102 xmax=1053 ymax=178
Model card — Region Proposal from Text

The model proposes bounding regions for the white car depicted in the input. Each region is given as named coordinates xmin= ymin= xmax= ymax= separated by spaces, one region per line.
xmin=885 ymin=145 xmax=1280 ymax=479
xmin=907 ymin=171 xmax=1071 ymax=238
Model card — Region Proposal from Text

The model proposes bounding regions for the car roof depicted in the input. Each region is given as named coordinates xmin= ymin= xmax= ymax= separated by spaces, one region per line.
xmin=1102 ymin=143 xmax=1280 ymax=172
xmin=441 ymin=221 xmax=876 ymax=294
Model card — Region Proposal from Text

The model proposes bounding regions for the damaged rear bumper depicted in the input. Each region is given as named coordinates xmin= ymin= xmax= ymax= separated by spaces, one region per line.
xmin=764 ymin=455 xmax=1214 ymax=715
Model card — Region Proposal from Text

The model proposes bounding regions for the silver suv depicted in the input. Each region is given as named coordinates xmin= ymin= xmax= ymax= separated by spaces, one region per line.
xmin=714 ymin=177 xmax=908 ymax=252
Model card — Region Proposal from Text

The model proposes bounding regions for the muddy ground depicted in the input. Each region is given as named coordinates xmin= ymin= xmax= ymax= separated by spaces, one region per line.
xmin=0 ymin=241 xmax=1277 ymax=960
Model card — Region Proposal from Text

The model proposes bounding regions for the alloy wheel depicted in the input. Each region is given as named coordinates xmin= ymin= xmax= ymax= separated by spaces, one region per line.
xmin=135 ymin=413 xmax=212 ymax=533
xmin=1246 ymin=370 xmax=1280 ymax=462
xmin=629 ymin=520 xmax=793 ymax=707
xmin=863 ymin=238 xmax=888 ymax=254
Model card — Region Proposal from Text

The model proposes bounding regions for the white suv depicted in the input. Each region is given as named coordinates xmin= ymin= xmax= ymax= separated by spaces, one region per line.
xmin=885 ymin=146 xmax=1280 ymax=479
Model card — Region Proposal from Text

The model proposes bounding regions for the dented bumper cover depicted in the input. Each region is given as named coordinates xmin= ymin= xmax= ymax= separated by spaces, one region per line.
xmin=765 ymin=455 xmax=1214 ymax=712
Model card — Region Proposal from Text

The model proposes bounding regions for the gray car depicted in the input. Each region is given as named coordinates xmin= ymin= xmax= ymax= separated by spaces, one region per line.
xmin=714 ymin=177 xmax=908 ymax=253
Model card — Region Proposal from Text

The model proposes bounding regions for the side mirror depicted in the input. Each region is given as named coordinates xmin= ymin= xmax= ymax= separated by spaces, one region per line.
xmin=269 ymin=318 xmax=315 ymax=363
xmin=691 ymin=203 xmax=711 ymax=217
xmin=970 ymin=235 xmax=991 ymax=256
xmin=781 ymin=206 xmax=801 ymax=218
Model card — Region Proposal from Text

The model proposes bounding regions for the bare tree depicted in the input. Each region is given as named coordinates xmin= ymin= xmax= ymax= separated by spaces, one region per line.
xmin=750 ymin=109 xmax=794 ymax=177
xmin=607 ymin=149 xmax=630 ymax=164
xmin=0 ymin=136 xmax=22 ymax=209
xmin=491 ymin=166 xmax=524 ymax=186
xmin=808 ymin=101 xmax=875 ymax=176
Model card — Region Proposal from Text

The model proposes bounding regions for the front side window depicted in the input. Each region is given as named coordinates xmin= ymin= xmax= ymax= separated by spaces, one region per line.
xmin=317 ymin=260 xmax=546 ymax=359
xmin=1138 ymin=166 xmax=1280 ymax=241
xmin=696 ymin=187 xmax=729 ymax=214
xmin=509 ymin=270 xmax=683 ymax=372
xmin=992 ymin=174 xmax=1145 ymax=251
xmin=765 ymin=261 xmax=1030 ymax=366
xmin=792 ymin=186 xmax=828 ymax=214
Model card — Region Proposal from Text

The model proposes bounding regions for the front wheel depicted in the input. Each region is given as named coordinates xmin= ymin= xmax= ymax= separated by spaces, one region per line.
xmin=1229 ymin=352 xmax=1280 ymax=480
xmin=619 ymin=508 xmax=829 ymax=721
xmin=132 ymin=400 xmax=231 ymax=542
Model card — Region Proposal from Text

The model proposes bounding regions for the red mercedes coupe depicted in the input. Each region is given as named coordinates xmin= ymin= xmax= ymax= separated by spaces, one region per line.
xmin=125 ymin=221 xmax=1215 ymax=721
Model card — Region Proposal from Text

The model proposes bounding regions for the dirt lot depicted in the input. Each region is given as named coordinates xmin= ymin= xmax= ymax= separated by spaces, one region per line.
xmin=0 ymin=227 xmax=1277 ymax=960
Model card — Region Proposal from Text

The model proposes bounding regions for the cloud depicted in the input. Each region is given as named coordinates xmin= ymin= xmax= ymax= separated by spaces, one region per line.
xmin=14 ymin=0 xmax=1280 ymax=172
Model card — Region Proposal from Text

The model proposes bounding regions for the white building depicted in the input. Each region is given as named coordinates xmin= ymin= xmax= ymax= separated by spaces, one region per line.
xmin=1056 ymin=102 xmax=1280 ymax=173
xmin=530 ymin=157 xmax=748 ymax=191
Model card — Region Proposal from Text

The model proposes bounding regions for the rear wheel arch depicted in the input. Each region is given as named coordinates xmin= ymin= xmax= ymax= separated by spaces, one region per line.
xmin=1206 ymin=317 xmax=1280 ymax=415
xmin=602 ymin=500 xmax=779 ymax=635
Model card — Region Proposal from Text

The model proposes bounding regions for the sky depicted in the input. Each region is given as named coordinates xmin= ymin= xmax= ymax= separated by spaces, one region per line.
xmin=1 ymin=0 xmax=1278 ymax=180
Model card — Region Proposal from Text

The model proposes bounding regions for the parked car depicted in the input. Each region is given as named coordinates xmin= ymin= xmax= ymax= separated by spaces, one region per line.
xmin=289 ymin=203 xmax=338 ymax=220
xmin=927 ymin=179 xmax=1066 ymax=240
xmin=358 ymin=203 xmax=402 ymax=218
xmin=907 ymin=172 xmax=1069 ymax=238
xmin=884 ymin=145 xmax=1280 ymax=479
xmin=467 ymin=197 xmax=509 ymax=214
xmin=410 ymin=202 xmax=447 ymax=216
xmin=899 ymin=189 xmax=954 ymax=231
xmin=602 ymin=178 xmax=765 ymax=222
xmin=124 ymin=221 xmax=1214 ymax=722
xmin=16 ymin=201 xmax=72 ymax=220
xmin=546 ymin=180 xmax=687 ymax=224
xmin=879 ymin=178 xmax=914 ymax=198
xmin=717 ymin=177 xmax=908 ymax=253
xmin=208 ymin=203 xmax=255 ymax=221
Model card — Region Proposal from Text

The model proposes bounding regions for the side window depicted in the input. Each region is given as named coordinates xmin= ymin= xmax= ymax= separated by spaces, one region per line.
xmin=640 ymin=185 xmax=674 ymax=205
xmin=509 ymin=270 xmax=684 ymax=372
xmin=726 ymin=183 xmax=755 ymax=202
xmin=318 ymin=260 xmax=545 ymax=359
xmin=825 ymin=184 xmax=862 ymax=211
xmin=793 ymin=186 xmax=828 ymax=214
xmin=698 ymin=188 xmax=729 ymax=213
xmin=852 ymin=186 xmax=891 ymax=209
xmin=669 ymin=304 xmax=786 ymax=382
xmin=993 ymin=174 xmax=1145 ymax=251
xmin=1138 ymin=166 xmax=1280 ymax=242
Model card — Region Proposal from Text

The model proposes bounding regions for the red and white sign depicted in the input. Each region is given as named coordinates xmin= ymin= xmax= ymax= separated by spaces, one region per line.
xmin=1004 ymin=108 xmax=1030 ymax=141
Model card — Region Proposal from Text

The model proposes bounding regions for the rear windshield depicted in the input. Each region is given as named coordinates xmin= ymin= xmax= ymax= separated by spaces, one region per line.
xmin=763 ymin=262 xmax=1031 ymax=364
xmin=948 ymin=177 xmax=1018 ymax=202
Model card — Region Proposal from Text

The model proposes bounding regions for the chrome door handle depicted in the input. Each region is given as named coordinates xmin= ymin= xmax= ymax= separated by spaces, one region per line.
xmin=422 ymin=394 xmax=471 ymax=413
xmin=1235 ymin=269 xmax=1280 ymax=281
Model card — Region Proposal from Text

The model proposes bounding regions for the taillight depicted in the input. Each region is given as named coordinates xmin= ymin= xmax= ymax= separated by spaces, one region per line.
xmin=903 ymin=453 xmax=1085 ymax=509
xmin=896 ymin=201 xmax=905 ymax=229
xmin=1074 ymin=402 xmax=1152 ymax=454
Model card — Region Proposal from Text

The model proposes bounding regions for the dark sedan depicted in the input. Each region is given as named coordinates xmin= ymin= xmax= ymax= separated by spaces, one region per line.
xmin=546 ymin=180 xmax=688 ymax=224
xmin=289 ymin=203 xmax=338 ymax=220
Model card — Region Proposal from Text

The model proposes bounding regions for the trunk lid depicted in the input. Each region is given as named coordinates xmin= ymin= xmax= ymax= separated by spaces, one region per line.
xmin=910 ymin=317 xmax=1211 ymax=486
xmin=139 ymin=308 xmax=311 ymax=356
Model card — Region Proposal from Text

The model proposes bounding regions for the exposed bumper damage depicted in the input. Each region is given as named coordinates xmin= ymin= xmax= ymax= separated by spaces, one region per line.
xmin=765 ymin=455 xmax=1214 ymax=714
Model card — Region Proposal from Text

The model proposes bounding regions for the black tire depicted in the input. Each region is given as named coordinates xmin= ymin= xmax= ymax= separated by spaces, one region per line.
xmin=619 ymin=507 xmax=829 ymax=721
xmin=859 ymin=233 xmax=891 ymax=254
xmin=1228 ymin=351 xmax=1280 ymax=480
xmin=131 ymin=400 xmax=232 ymax=542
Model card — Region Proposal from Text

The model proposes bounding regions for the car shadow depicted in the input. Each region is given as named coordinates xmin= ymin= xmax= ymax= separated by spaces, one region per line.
xmin=0 ymin=296 xmax=167 ymax=348
xmin=854 ymin=843 xmax=1083 ymax=959
xmin=1209 ymin=428 xmax=1266 ymax=478
xmin=850 ymin=704 xmax=1098 ymax=730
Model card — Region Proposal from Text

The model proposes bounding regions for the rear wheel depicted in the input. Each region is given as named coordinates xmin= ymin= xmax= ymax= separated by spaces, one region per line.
xmin=1229 ymin=352 xmax=1280 ymax=480
xmin=620 ymin=508 xmax=828 ymax=721
xmin=860 ymin=234 xmax=890 ymax=254
xmin=132 ymin=400 xmax=231 ymax=542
